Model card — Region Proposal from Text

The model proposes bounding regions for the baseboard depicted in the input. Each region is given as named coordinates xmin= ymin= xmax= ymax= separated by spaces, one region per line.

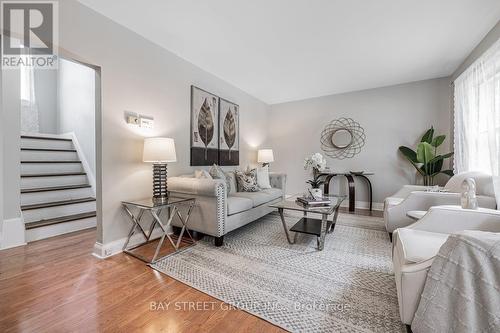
xmin=0 ymin=217 xmax=27 ymax=250
xmin=339 ymin=200 xmax=384 ymax=211
xmin=92 ymin=226 xmax=165 ymax=259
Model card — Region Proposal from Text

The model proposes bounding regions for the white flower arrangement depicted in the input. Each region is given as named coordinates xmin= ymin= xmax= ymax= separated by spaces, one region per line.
xmin=304 ymin=152 xmax=327 ymax=171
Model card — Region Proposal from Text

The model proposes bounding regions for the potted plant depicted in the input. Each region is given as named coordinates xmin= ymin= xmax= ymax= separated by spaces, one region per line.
xmin=399 ymin=127 xmax=454 ymax=186
xmin=304 ymin=153 xmax=327 ymax=198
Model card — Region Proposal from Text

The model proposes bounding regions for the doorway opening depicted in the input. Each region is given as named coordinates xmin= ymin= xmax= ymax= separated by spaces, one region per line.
xmin=19 ymin=57 xmax=101 ymax=243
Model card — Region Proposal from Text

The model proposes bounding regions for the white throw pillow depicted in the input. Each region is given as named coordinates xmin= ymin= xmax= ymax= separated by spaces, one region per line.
xmin=195 ymin=169 xmax=212 ymax=179
xmin=256 ymin=166 xmax=272 ymax=189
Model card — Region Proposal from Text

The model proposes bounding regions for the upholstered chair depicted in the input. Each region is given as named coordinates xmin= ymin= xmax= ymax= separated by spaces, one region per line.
xmin=384 ymin=171 xmax=497 ymax=237
xmin=392 ymin=205 xmax=500 ymax=325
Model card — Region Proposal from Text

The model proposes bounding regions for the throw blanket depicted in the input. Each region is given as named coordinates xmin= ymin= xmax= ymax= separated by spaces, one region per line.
xmin=412 ymin=230 xmax=500 ymax=333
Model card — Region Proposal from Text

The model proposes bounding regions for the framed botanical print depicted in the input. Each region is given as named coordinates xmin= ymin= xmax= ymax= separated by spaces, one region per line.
xmin=190 ymin=86 xmax=219 ymax=165
xmin=218 ymin=98 xmax=239 ymax=165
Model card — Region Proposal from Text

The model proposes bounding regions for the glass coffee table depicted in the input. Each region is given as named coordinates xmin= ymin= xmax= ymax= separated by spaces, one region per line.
xmin=269 ymin=194 xmax=346 ymax=250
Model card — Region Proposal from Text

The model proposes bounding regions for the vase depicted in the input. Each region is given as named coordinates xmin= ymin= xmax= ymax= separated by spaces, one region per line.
xmin=310 ymin=188 xmax=322 ymax=199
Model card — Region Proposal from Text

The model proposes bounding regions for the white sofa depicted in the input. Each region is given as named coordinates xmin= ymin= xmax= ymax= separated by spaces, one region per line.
xmin=384 ymin=172 xmax=497 ymax=237
xmin=168 ymin=172 xmax=286 ymax=246
xmin=392 ymin=205 xmax=500 ymax=325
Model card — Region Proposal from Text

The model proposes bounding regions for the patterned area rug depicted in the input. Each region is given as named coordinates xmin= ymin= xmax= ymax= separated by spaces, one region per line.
xmin=151 ymin=212 xmax=405 ymax=333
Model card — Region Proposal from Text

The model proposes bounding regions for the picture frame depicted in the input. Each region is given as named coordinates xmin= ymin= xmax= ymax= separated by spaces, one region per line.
xmin=190 ymin=85 xmax=220 ymax=166
xmin=218 ymin=98 xmax=239 ymax=165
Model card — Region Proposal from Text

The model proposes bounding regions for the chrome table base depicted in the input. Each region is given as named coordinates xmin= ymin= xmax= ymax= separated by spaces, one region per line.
xmin=122 ymin=199 xmax=195 ymax=264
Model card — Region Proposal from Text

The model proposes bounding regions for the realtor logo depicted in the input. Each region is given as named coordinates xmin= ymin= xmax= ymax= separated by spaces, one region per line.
xmin=1 ymin=1 xmax=58 ymax=69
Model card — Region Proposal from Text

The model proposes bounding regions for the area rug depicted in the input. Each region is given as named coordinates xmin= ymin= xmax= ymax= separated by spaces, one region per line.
xmin=151 ymin=212 xmax=405 ymax=333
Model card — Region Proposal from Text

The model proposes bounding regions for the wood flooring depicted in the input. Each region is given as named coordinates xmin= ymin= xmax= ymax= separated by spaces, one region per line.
xmin=0 ymin=208 xmax=382 ymax=332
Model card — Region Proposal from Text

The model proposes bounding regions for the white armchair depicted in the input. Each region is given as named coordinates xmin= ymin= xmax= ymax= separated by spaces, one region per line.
xmin=392 ymin=205 xmax=500 ymax=325
xmin=384 ymin=172 xmax=497 ymax=236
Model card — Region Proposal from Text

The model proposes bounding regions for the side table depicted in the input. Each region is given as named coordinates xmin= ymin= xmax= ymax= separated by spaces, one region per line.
xmin=121 ymin=196 xmax=195 ymax=264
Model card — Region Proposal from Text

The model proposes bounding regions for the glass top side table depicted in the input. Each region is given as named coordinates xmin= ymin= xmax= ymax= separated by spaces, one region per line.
xmin=121 ymin=196 xmax=196 ymax=264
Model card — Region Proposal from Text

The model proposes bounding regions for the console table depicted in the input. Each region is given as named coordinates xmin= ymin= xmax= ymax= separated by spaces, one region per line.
xmin=317 ymin=172 xmax=374 ymax=211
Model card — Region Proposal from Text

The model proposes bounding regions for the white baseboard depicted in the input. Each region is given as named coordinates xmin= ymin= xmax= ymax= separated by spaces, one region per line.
xmin=339 ymin=200 xmax=384 ymax=211
xmin=93 ymin=226 xmax=165 ymax=259
xmin=1 ymin=217 xmax=26 ymax=250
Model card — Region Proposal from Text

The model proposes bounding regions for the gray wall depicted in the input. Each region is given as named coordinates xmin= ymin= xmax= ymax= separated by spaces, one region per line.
xmin=0 ymin=66 xmax=3 ymax=240
xmin=57 ymin=0 xmax=270 ymax=245
xmin=453 ymin=20 xmax=500 ymax=80
xmin=2 ymin=69 xmax=21 ymax=220
xmin=34 ymin=69 xmax=58 ymax=134
xmin=58 ymin=58 xmax=96 ymax=176
xmin=268 ymin=78 xmax=452 ymax=206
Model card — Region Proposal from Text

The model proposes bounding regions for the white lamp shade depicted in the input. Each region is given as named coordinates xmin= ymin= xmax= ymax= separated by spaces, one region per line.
xmin=143 ymin=137 xmax=177 ymax=163
xmin=258 ymin=149 xmax=274 ymax=163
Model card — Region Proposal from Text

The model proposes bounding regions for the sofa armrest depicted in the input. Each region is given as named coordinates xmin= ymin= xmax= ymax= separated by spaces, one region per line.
xmin=168 ymin=177 xmax=227 ymax=237
xmin=168 ymin=177 xmax=226 ymax=197
xmin=269 ymin=172 xmax=287 ymax=198
xmin=409 ymin=205 xmax=500 ymax=234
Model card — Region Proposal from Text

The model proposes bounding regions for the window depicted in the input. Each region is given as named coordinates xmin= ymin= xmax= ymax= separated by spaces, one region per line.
xmin=454 ymin=39 xmax=500 ymax=178
xmin=20 ymin=63 xmax=33 ymax=103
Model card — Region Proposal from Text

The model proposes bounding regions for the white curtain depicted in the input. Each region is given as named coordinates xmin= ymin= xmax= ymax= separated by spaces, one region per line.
xmin=20 ymin=58 xmax=39 ymax=133
xmin=454 ymin=38 xmax=500 ymax=206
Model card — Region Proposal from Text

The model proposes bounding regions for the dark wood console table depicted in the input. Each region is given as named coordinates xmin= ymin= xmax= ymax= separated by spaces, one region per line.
xmin=317 ymin=172 xmax=374 ymax=212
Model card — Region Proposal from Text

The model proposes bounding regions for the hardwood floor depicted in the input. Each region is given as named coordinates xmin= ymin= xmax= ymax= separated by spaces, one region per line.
xmin=0 ymin=208 xmax=381 ymax=332
xmin=0 ymin=228 xmax=285 ymax=333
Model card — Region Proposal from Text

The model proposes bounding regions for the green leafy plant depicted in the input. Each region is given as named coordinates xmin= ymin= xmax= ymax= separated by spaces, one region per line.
xmin=399 ymin=127 xmax=454 ymax=186
xmin=306 ymin=177 xmax=325 ymax=189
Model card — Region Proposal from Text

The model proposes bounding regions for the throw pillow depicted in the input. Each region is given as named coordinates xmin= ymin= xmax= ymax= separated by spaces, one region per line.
xmin=209 ymin=164 xmax=232 ymax=193
xmin=226 ymin=171 xmax=237 ymax=194
xmin=256 ymin=166 xmax=272 ymax=189
xmin=235 ymin=169 xmax=260 ymax=192
xmin=194 ymin=169 xmax=212 ymax=179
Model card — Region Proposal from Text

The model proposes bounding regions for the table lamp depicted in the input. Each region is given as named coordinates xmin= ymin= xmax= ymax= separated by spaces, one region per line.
xmin=258 ymin=149 xmax=274 ymax=167
xmin=143 ymin=137 xmax=177 ymax=204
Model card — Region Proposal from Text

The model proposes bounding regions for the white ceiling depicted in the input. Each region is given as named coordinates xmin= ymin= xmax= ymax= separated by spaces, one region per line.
xmin=79 ymin=0 xmax=500 ymax=104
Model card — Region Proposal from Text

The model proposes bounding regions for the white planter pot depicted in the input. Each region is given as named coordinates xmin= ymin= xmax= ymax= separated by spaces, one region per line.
xmin=310 ymin=188 xmax=322 ymax=199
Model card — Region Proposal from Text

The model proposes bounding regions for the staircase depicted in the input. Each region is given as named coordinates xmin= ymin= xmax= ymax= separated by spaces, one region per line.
xmin=20 ymin=134 xmax=96 ymax=242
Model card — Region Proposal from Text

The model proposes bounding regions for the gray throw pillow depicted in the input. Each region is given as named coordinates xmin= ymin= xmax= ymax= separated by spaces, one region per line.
xmin=209 ymin=164 xmax=232 ymax=193
xmin=235 ymin=169 xmax=260 ymax=192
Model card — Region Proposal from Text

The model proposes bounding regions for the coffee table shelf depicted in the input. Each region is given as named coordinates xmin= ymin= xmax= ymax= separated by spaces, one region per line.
xmin=290 ymin=217 xmax=335 ymax=236
xmin=269 ymin=194 xmax=346 ymax=250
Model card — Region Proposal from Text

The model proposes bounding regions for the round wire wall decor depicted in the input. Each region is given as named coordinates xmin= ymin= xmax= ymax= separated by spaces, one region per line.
xmin=320 ymin=117 xmax=366 ymax=159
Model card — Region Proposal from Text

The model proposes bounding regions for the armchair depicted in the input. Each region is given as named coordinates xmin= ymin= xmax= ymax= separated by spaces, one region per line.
xmin=384 ymin=171 xmax=496 ymax=235
xmin=392 ymin=205 xmax=500 ymax=325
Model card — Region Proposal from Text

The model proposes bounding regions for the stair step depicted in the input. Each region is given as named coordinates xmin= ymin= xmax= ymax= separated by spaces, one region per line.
xmin=21 ymin=172 xmax=87 ymax=178
xmin=21 ymin=148 xmax=77 ymax=152
xmin=21 ymin=161 xmax=82 ymax=164
xmin=21 ymin=162 xmax=84 ymax=174
xmin=21 ymin=135 xmax=72 ymax=142
xmin=21 ymin=197 xmax=96 ymax=211
xmin=21 ymin=184 xmax=91 ymax=193
xmin=21 ymin=186 xmax=94 ymax=206
xmin=25 ymin=211 xmax=97 ymax=230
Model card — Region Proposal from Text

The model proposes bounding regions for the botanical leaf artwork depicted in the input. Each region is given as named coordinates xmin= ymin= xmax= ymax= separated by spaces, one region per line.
xmin=223 ymin=107 xmax=236 ymax=158
xmin=198 ymin=97 xmax=214 ymax=158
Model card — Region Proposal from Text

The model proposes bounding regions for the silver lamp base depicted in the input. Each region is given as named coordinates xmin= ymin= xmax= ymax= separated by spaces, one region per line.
xmin=152 ymin=163 xmax=168 ymax=203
